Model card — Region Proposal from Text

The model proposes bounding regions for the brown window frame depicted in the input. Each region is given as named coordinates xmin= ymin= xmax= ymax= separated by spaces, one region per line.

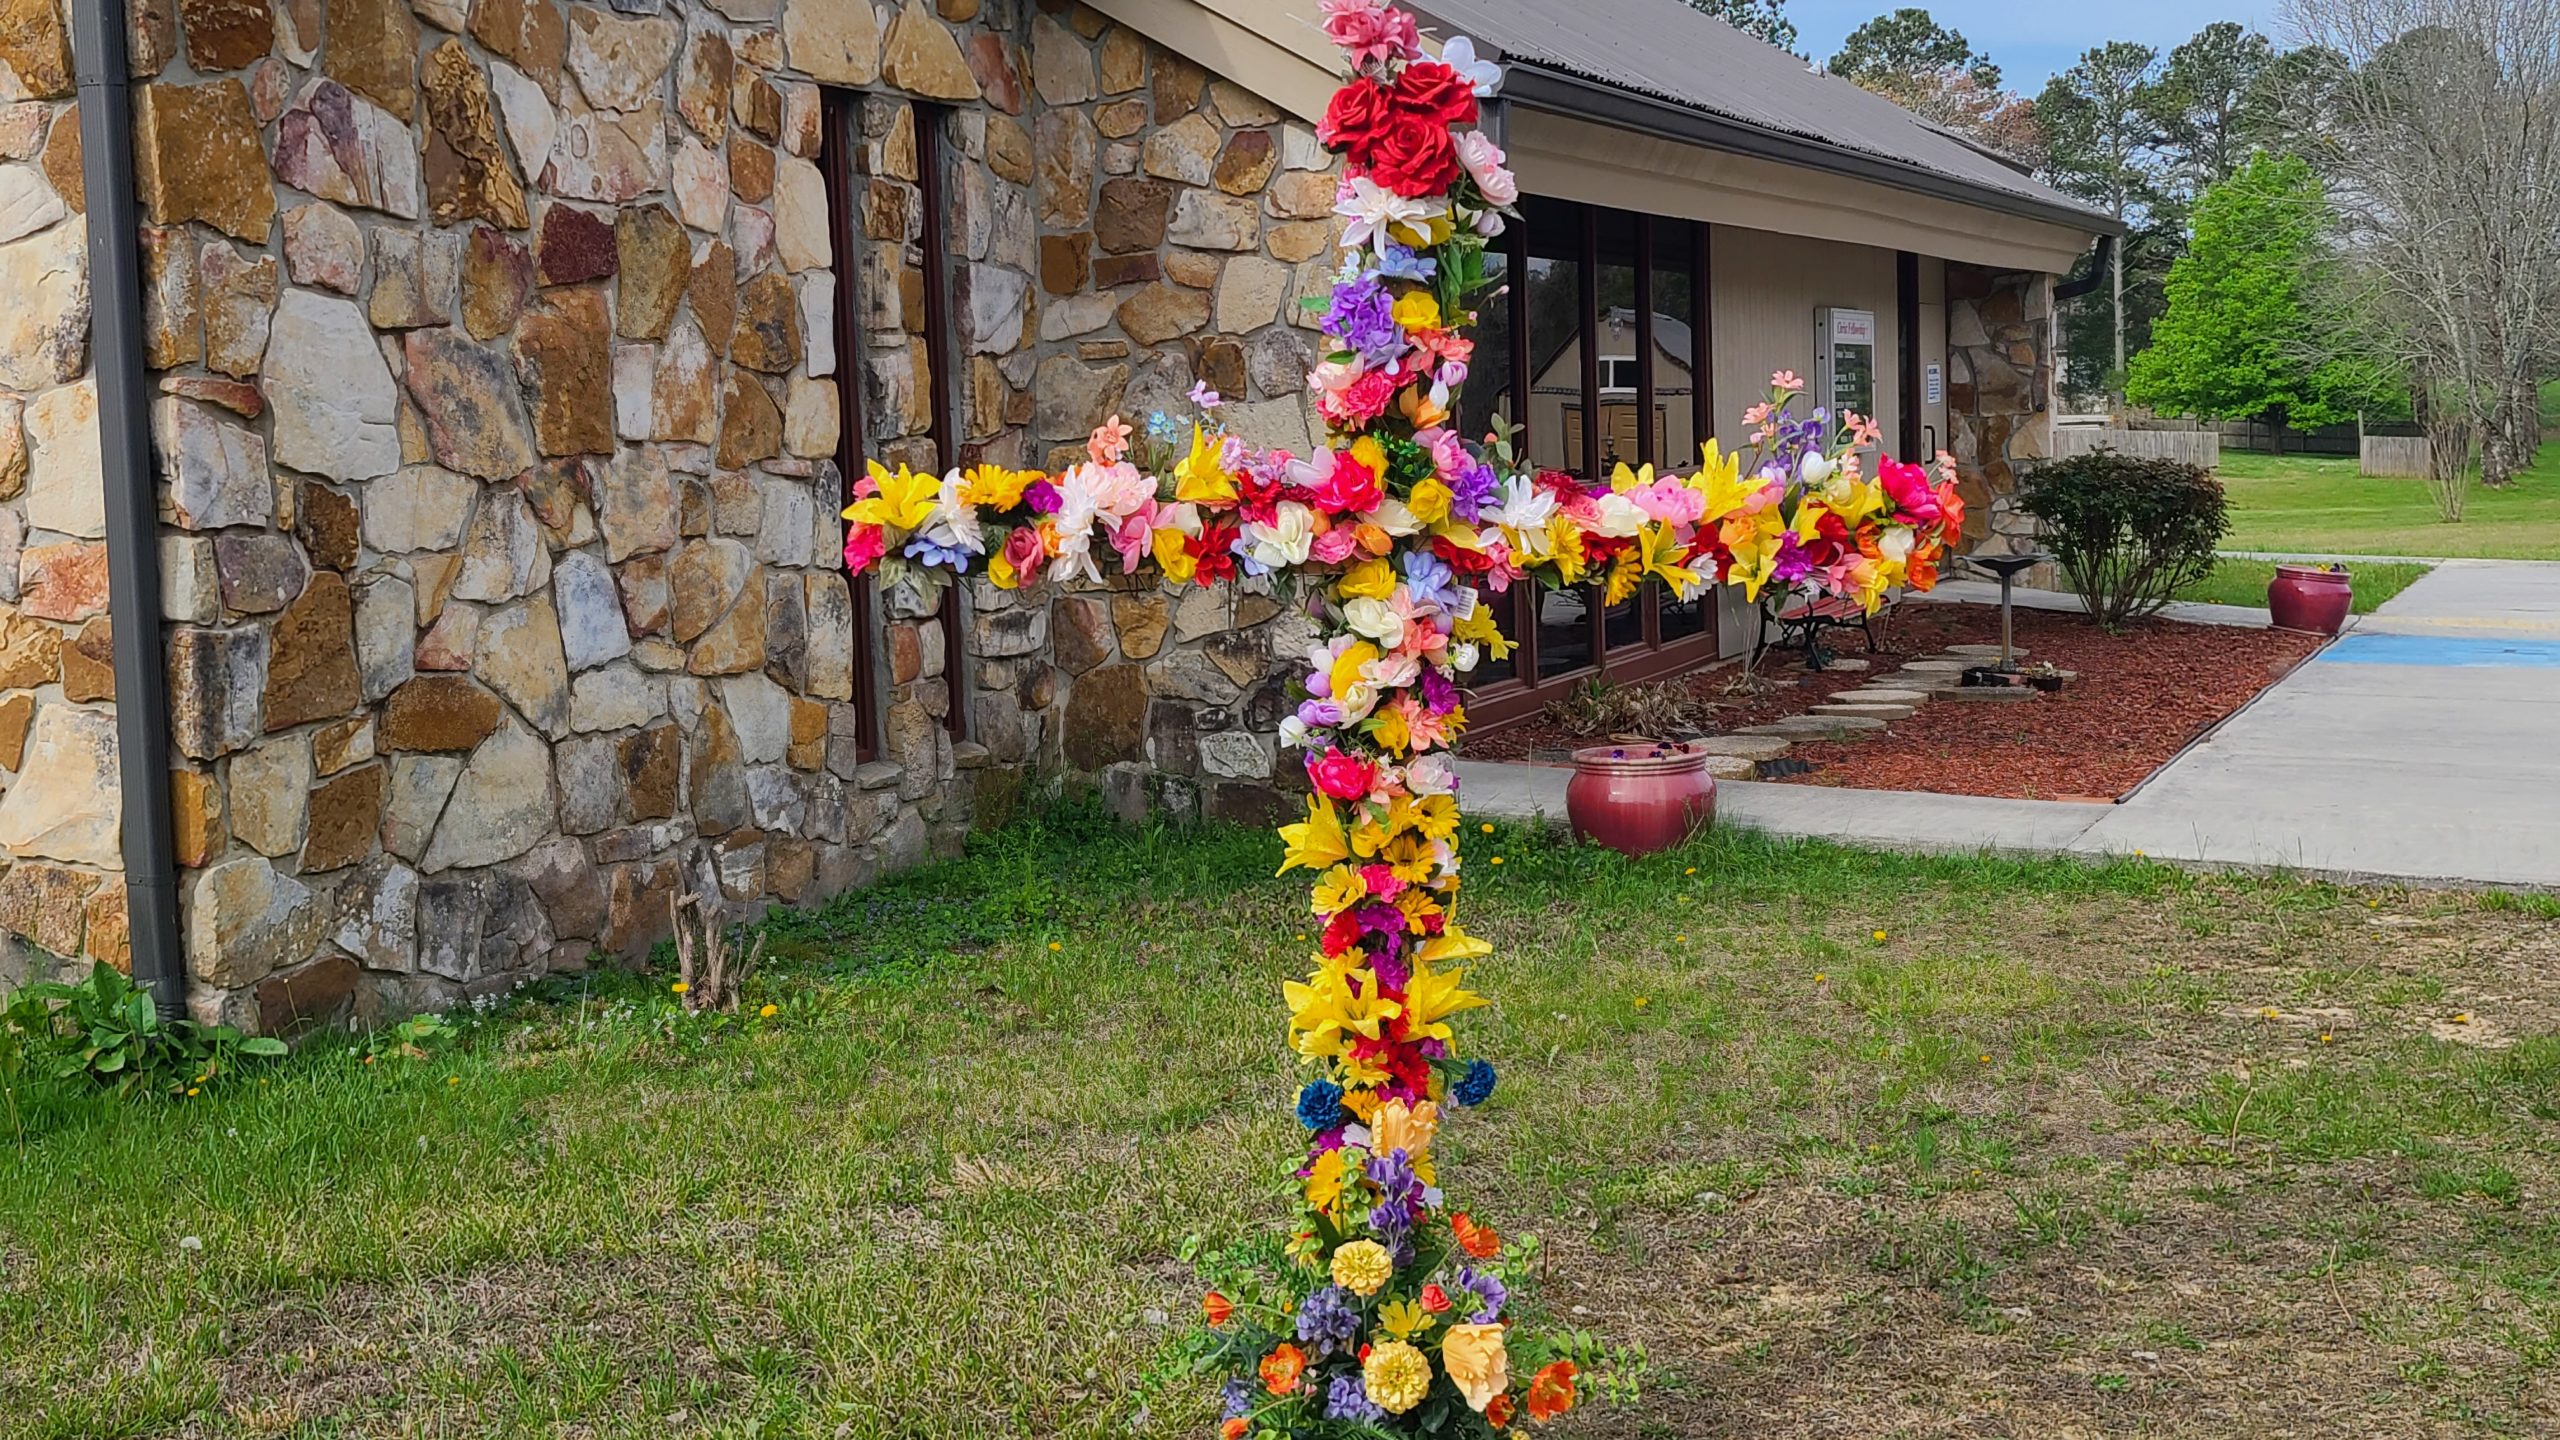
xmin=1466 ymin=201 xmax=1720 ymax=734
xmin=821 ymin=93 xmax=968 ymax=757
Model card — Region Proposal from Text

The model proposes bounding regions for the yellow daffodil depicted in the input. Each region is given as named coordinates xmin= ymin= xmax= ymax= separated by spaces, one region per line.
xmin=1173 ymin=426 xmax=1237 ymax=504
xmin=1277 ymin=795 xmax=1353 ymax=875
xmin=844 ymin=460 xmax=938 ymax=533
xmin=1442 ymin=1323 xmax=1510 ymax=1412
xmin=1379 ymin=1297 xmax=1434 ymax=1339
xmin=1332 ymin=1240 xmax=1395 ymax=1297
xmin=1390 ymin=291 xmax=1442 ymax=331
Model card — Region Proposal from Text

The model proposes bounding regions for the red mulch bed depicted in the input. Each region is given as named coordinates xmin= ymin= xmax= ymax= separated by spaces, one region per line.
xmin=1463 ymin=603 xmax=2325 ymax=801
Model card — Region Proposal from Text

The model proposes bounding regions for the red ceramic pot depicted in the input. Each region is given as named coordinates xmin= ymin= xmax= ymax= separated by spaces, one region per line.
xmin=1564 ymin=742 xmax=1717 ymax=857
xmin=2267 ymin=563 xmax=2352 ymax=636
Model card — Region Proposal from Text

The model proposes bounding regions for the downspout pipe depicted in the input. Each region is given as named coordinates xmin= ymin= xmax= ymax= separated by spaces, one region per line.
xmin=68 ymin=0 xmax=187 ymax=1018
xmin=2053 ymin=233 xmax=2114 ymax=304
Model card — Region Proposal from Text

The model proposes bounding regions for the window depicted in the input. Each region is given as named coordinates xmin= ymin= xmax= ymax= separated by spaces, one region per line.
xmin=1467 ymin=197 xmax=1719 ymax=731
xmin=821 ymin=93 xmax=966 ymax=753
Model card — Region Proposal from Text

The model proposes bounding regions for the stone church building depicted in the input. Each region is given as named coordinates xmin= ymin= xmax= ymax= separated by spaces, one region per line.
xmin=0 ymin=0 xmax=2112 ymax=1027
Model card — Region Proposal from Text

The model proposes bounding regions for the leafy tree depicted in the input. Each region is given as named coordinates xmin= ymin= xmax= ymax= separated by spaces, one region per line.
xmin=2126 ymin=154 xmax=2390 ymax=433
xmin=2145 ymin=23 xmax=2278 ymax=197
xmin=2039 ymin=42 xmax=2172 ymax=388
xmin=1684 ymin=0 xmax=1798 ymax=53
xmin=1829 ymin=8 xmax=1999 ymax=87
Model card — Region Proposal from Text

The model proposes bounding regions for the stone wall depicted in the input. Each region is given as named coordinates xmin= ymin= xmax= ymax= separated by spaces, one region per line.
xmin=0 ymin=0 xmax=1345 ymax=1029
xmin=0 ymin=0 xmax=130 ymax=987
xmin=1944 ymin=263 xmax=2054 ymax=559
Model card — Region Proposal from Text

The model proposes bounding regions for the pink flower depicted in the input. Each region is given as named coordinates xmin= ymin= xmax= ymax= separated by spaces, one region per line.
xmin=843 ymin=525 xmax=886 ymax=573
xmin=1453 ymin=132 xmax=1517 ymax=206
xmin=1308 ymin=748 xmax=1379 ymax=801
xmin=1769 ymin=370 xmax=1803 ymax=393
xmin=1319 ymin=0 xmax=1421 ymax=69
xmin=1088 ymin=415 xmax=1133 ymax=465
xmin=1877 ymin=459 xmax=1942 ymax=524
xmin=1311 ymin=526 xmax=1365 ymax=564
xmin=1001 ymin=524 xmax=1047 ymax=581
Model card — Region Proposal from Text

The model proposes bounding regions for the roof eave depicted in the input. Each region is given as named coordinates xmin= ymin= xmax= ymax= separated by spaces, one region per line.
xmin=1499 ymin=63 xmax=2125 ymax=242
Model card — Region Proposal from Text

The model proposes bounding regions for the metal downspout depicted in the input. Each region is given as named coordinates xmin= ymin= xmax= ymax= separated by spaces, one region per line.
xmin=68 ymin=0 xmax=187 ymax=1017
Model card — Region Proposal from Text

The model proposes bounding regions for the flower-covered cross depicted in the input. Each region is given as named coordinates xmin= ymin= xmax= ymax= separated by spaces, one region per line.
xmin=840 ymin=3 xmax=1962 ymax=1431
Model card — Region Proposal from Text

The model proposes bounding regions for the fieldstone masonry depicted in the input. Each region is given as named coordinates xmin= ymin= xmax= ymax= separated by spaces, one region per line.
xmin=0 ymin=0 xmax=1343 ymax=1030
xmin=1944 ymin=263 xmax=2055 ymax=559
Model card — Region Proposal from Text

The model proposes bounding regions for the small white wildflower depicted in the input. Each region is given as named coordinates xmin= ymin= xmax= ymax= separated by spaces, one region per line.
xmin=178 ymin=1235 xmax=202 ymax=1251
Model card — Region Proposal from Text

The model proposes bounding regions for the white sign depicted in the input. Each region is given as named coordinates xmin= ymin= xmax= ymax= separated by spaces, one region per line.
xmin=1825 ymin=308 xmax=1877 ymax=346
xmin=1924 ymin=362 xmax=1943 ymax=406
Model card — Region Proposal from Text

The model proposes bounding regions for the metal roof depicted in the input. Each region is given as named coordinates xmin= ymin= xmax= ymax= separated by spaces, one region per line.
xmin=1410 ymin=0 xmax=2119 ymax=235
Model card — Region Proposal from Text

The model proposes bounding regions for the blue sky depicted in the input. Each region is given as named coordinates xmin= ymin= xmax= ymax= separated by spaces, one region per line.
xmin=1786 ymin=0 xmax=2288 ymax=88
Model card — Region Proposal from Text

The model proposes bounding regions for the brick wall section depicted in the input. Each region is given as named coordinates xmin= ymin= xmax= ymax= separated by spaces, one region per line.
xmin=1945 ymin=263 xmax=2055 ymax=558
xmin=0 ymin=0 xmax=1346 ymax=1029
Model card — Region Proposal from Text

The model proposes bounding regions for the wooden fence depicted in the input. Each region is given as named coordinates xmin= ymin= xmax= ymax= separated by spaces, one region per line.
xmin=2050 ymin=427 xmax=2222 ymax=468
xmin=2359 ymin=435 xmax=2434 ymax=477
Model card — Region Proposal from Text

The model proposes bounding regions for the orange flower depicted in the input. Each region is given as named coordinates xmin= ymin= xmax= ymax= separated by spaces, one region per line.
xmin=1203 ymin=1290 xmax=1234 ymax=1327
xmin=1486 ymin=1393 xmax=1516 ymax=1427
xmin=1420 ymin=1282 xmax=1452 ymax=1313
xmin=1260 ymin=1342 xmax=1308 ymax=1396
xmin=1525 ymin=1360 xmax=1578 ymax=1421
xmin=1452 ymin=1211 xmax=1500 ymax=1259
xmin=1221 ymin=1420 xmax=1249 ymax=1440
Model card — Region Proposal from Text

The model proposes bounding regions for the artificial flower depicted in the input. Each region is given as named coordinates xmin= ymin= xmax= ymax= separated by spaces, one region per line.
xmin=1277 ymin=795 xmax=1353 ymax=875
xmin=1203 ymin=1291 xmax=1234 ymax=1326
xmin=1442 ymin=1322 xmax=1510 ymax=1411
xmin=1331 ymin=1239 xmax=1395 ymax=1296
xmin=1259 ymin=1342 xmax=1308 ymax=1396
xmin=1362 ymin=1340 xmax=1432 ymax=1414
xmin=1526 ymin=1360 xmax=1579 ymax=1420
xmin=1378 ymin=1296 xmax=1433 ymax=1338
xmin=1451 ymin=1211 xmax=1499 ymax=1259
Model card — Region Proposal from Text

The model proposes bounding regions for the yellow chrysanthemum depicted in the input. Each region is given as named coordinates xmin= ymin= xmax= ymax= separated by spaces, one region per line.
xmin=1362 ymin=1339 xmax=1432 ymax=1414
xmin=1332 ymin=1240 xmax=1394 ymax=1297
xmin=959 ymin=463 xmax=1033 ymax=510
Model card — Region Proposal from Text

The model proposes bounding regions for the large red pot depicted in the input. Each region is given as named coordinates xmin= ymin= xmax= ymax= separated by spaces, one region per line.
xmin=2267 ymin=563 xmax=2352 ymax=636
xmin=1564 ymin=742 xmax=1717 ymax=857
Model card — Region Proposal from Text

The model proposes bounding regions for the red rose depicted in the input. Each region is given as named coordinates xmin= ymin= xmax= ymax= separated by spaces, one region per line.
xmin=1318 ymin=76 xmax=1395 ymax=157
xmin=1392 ymin=61 xmax=1480 ymax=127
xmin=1366 ymin=115 xmax=1461 ymax=198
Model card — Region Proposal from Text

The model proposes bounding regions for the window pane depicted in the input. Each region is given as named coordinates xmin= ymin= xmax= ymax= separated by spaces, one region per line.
xmin=1522 ymin=196 xmax=1581 ymax=478
xmin=1454 ymin=238 xmax=1512 ymax=449
xmin=1602 ymin=586 xmax=1643 ymax=651
xmin=1651 ymin=216 xmax=1711 ymax=642
xmin=1593 ymin=206 xmax=1639 ymax=476
xmin=1535 ymin=583 xmax=1592 ymax=681
xmin=1468 ymin=585 xmax=1519 ymax=689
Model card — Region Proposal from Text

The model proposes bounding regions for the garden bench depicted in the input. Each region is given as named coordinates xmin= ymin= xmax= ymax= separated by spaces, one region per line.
xmin=1752 ymin=591 xmax=1889 ymax=669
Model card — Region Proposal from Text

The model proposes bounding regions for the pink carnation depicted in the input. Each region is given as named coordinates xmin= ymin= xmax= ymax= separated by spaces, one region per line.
xmin=1453 ymin=131 xmax=1517 ymax=206
xmin=1320 ymin=0 xmax=1421 ymax=69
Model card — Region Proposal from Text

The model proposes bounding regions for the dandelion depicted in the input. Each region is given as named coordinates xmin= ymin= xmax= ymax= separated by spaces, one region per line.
xmin=2320 ymin=1033 xmax=2335 ymax=1044
xmin=1048 ymin=941 xmax=1063 ymax=952
xmin=1872 ymin=929 xmax=1888 ymax=942
xmin=2454 ymin=1012 xmax=2472 ymax=1024
xmin=1685 ymin=866 xmax=1697 ymax=875
xmin=759 ymin=1003 xmax=779 ymax=1018
xmin=185 ymin=1087 xmax=200 ymax=1097
xmin=1633 ymin=997 xmax=1651 ymax=1009
xmin=447 ymin=1075 xmax=460 ymax=1086
xmin=1814 ymin=972 xmax=1826 ymax=983
xmin=1481 ymin=822 xmax=1495 ymax=834
xmin=1674 ymin=934 xmax=1687 ymax=943
xmin=1978 ymin=1054 xmax=1990 ymax=1064
xmin=670 ymin=981 xmax=690 ymax=995
xmin=2261 ymin=1007 xmax=2279 ymax=1019
xmin=1489 ymin=855 xmax=1503 ymax=866
xmin=178 ymin=1235 xmax=202 ymax=1251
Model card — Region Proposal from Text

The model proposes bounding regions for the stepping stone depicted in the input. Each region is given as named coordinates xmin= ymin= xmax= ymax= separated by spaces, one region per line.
xmin=1940 ymin=685 xmax=2039 ymax=702
xmin=1833 ymin=688 xmax=1928 ymax=705
xmin=1816 ymin=657 xmax=1870 ymax=672
xmin=1812 ymin=702 xmax=1916 ymax=720
xmin=1898 ymin=658 xmax=1969 ymax=672
xmin=1690 ymin=734 xmax=1791 ymax=760
xmin=1700 ymin=754 xmax=1759 ymax=780
xmin=1740 ymin=714 xmax=1888 ymax=738
xmin=1945 ymin=644 xmax=2028 ymax=660
xmin=1883 ymin=671 xmax=1964 ymax=690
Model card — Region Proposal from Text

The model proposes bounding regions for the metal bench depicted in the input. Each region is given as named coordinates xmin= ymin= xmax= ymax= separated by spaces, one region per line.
xmin=1752 ymin=591 xmax=1884 ymax=670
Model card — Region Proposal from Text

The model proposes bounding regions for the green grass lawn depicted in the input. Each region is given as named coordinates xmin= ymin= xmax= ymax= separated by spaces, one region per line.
xmin=2177 ymin=556 xmax=2434 ymax=614
xmin=7 ymin=807 xmax=2560 ymax=1437
xmin=2215 ymin=451 xmax=2560 ymax=560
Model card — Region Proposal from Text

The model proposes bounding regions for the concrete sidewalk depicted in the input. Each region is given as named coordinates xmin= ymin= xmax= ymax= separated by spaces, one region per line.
xmin=1459 ymin=561 xmax=2560 ymax=888
xmin=1906 ymin=577 xmax=2275 ymax=629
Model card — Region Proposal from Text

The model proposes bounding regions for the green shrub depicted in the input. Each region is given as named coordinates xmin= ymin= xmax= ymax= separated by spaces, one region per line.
xmin=2018 ymin=452 xmax=2231 ymax=630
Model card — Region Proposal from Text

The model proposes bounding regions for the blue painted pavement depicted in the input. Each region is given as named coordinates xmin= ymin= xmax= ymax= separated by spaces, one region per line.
xmin=2318 ymin=633 xmax=2560 ymax=669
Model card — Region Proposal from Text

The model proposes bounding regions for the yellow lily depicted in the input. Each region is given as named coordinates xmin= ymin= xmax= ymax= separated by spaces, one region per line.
xmin=1689 ymin=441 xmax=1747 ymax=521
xmin=1172 ymin=426 xmax=1236 ymax=504
xmin=1639 ymin=523 xmax=1700 ymax=596
xmin=1607 ymin=461 xmax=1654 ymax=494
xmin=1416 ymin=926 xmax=1492 ymax=965
xmin=1402 ymin=961 xmax=1487 ymax=1046
xmin=1284 ymin=966 xmax=1400 ymax=1059
xmin=1276 ymin=795 xmax=1352 ymax=875
xmin=1451 ymin=606 xmax=1514 ymax=662
xmin=844 ymin=459 xmax=938 ymax=532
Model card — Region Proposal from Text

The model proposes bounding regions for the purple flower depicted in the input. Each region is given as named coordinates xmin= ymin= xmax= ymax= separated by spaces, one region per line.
xmin=1324 ymin=274 xmax=1403 ymax=363
xmin=1296 ymin=1286 xmax=1363 ymax=1356
xmin=1223 ymin=1378 xmax=1254 ymax=1418
xmin=1453 ymin=1264 xmax=1508 ymax=1323
xmin=1449 ymin=457 xmax=1499 ymax=522
xmin=1367 ymin=1148 xmax=1424 ymax=1236
xmin=1188 ymin=380 xmax=1223 ymax=410
xmin=1023 ymin=479 xmax=1062 ymax=514
xmin=1327 ymin=1373 xmax=1385 ymax=1423
xmin=1375 ymin=244 xmax=1437 ymax=282
xmin=1420 ymin=668 xmax=1459 ymax=715
xmin=1771 ymin=535 xmax=1812 ymax=585
xmin=1297 ymin=697 xmax=1345 ymax=727
xmin=1400 ymin=550 xmax=1456 ymax=608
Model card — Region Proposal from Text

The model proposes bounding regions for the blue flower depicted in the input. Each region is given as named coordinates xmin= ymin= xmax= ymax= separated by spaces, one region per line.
xmin=1451 ymin=1058 xmax=1497 ymax=1108
xmin=1376 ymin=244 xmax=1438 ymax=282
xmin=1327 ymin=1372 xmax=1385 ymax=1422
xmin=1222 ymin=1378 xmax=1254 ymax=1419
xmin=1144 ymin=410 xmax=1180 ymax=442
xmin=1297 ymin=1079 xmax=1346 ymax=1131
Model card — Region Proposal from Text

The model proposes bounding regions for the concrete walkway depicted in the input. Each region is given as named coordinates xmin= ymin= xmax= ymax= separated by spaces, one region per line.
xmin=1459 ymin=561 xmax=2560 ymax=888
xmin=1906 ymin=577 xmax=2274 ymax=629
